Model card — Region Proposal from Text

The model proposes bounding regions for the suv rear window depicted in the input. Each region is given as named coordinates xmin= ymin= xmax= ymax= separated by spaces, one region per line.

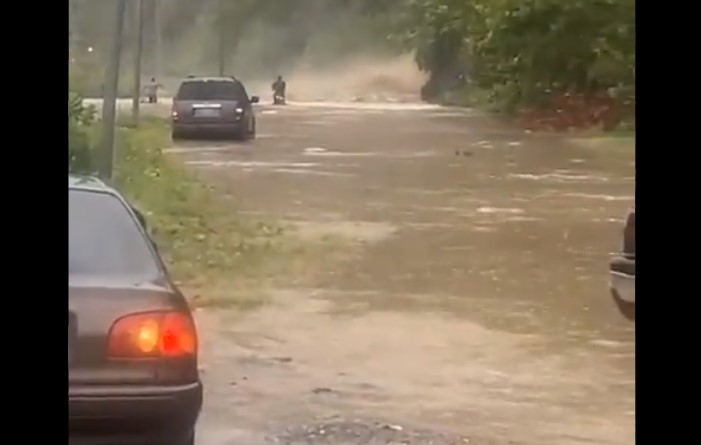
xmin=69 ymin=190 xmax=161 ymax=278
xmin=176 ymin=80 xmax=245 ymax=101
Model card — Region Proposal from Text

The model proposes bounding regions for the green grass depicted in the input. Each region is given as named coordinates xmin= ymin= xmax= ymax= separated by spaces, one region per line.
xmin=101 ymin=117 xmax=340 ymax=310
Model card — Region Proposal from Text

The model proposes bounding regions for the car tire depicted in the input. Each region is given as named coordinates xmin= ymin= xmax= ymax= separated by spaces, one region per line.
xmin=249 ymin=118 xmax=256 ymax=139
xmin=172 ymin=130 xmax=183 ymax=141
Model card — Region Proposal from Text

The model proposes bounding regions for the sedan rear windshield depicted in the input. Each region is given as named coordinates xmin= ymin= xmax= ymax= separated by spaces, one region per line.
xmin=176 ymin=80 xmax=244 ymax=101
xmin=69 ymin=190 xmax=160 ymax=278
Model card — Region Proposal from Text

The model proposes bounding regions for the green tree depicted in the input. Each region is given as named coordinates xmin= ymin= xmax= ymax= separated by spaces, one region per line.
xmin=69 ymin=92 xmax=97 ymax=174
xmin=396 ymin=0 xmax=635 ymax=117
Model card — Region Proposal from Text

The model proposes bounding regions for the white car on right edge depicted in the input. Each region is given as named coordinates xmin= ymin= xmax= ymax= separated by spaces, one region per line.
xmin=609 ymin=204 xmax=635 ymax=321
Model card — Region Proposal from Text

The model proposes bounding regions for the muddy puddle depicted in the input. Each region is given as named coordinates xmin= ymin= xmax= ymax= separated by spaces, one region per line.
xmin=163 ymin=101 xmax=634 ymax=445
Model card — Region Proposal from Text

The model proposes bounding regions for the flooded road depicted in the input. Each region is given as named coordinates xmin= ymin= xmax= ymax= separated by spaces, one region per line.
xmin=160 ymin=101 xmax=635 ymax=445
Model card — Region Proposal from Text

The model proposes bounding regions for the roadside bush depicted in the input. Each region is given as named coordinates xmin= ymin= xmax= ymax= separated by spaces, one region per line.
xmin=68 ymin=91 xmax=97 ymax=174
xmin=114 ymin=118 xmax=284 ymax=283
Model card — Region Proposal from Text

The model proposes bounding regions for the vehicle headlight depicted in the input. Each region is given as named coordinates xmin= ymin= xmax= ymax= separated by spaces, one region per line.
xmin=235 ymin=108 xmax=244 ymax=114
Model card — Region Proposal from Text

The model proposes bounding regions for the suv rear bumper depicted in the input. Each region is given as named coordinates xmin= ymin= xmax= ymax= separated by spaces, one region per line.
xmin=173 ymin=121 xmax=244 ymax=135
xmin=69 ymin=381 xmax=202 ymax=445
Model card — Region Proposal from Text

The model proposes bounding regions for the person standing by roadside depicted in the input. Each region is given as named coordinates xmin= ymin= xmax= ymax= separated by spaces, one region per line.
xmin=144 ymin=77 xmax=163 ymax=104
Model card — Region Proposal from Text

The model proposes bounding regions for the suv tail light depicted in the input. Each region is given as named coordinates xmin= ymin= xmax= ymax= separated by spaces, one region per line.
xmin=108 ymin=311 xmax=197 ymax=359
xmin=171 ymin=102 xmax=179 ymax=119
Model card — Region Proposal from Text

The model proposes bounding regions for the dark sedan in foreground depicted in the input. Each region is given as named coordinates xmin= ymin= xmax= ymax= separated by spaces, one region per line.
xmin=609 ymin=204 xmax=635 ymax=321
xmin=69 ymin=175 xmax=202 ymax=445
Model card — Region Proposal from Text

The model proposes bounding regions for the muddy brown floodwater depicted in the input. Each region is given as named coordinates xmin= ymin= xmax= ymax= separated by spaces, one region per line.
xmin=162 ymin=100 xmax=634 ymax=445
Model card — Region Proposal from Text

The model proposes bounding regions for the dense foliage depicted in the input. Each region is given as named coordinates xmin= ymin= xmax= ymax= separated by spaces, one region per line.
xmin=68 ymin=92 xmax=97 ymax=173
xmin=396 ymin=0 xmax=635 ymax=128
xmin=69 ymin=0 xmax=635 ymax=128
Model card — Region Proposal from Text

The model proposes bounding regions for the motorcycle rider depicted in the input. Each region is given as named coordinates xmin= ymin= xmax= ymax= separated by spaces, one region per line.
xmin=271 ymin=75 xmax=286 ymax=103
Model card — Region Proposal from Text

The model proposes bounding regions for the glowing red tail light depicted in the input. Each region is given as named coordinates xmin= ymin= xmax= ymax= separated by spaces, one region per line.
xmin=108 ymin=311 xmax=197 ymax=359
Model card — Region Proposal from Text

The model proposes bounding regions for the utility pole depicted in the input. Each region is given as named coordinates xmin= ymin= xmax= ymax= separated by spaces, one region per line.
xmin=154 ymin=0 xmax=162 ymax=78
xmin=218 ymin=0 xmax=225 ymax=76
xmin=132 ymin=0 xmax=145 ymax=125
xmin=100 ymin=0 xmax=128 ymax=180
xmin=68 ymin=0 xmax=76 ymax=55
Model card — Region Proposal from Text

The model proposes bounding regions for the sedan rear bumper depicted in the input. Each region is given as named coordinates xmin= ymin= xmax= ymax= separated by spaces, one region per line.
xmin=609 ymin=255 xmax=635 ymax=321
xmin=610 ymin=271 xmax=635 ymax=304
xmin=69 ymin=381 xmax=202 ymax=445
xmin=609 ymin=256 xmax=635 ymax=304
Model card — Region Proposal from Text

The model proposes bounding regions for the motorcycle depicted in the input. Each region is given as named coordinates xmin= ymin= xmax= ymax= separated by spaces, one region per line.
xmin=273 ymin=94 xmax=286 ymax=105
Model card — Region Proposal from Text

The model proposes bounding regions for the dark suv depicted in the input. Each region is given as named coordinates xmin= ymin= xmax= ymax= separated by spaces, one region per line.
xmin=609 ymin=204 xmax=635 ymax=321
xmin=171 ymin=76 xmax=259 ymax=140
